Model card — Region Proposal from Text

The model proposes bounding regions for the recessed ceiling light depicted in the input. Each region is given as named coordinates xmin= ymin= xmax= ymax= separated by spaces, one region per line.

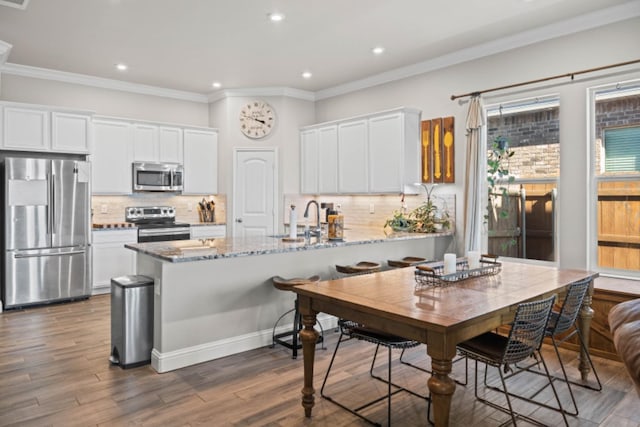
xmin=302 ymin=71 xmax=312 ymax=79
xmin=212 ymin=82 xmax=221 ymax=89
xmin=115 ymin=63 xmax=128 ymax=71
xmin=372 ymin=46 xmax=385 ymax=55
xmin=268 ymin=12 xmax=285 ymax=22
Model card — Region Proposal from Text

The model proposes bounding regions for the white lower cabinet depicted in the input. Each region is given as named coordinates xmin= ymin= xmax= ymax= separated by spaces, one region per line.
xmin=92 ymin=229 xmax=137 ymax=294
xmin=190 ymin=224 xmax=226 ymax=239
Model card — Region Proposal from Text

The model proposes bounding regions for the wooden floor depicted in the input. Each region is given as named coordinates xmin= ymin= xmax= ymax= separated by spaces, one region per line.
xmin=0 ymin=294 xmax=638 ymax=426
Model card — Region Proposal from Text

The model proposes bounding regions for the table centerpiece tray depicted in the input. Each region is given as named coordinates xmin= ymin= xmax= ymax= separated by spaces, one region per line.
xmin=414 ymin=255 xmax=501 ymax=289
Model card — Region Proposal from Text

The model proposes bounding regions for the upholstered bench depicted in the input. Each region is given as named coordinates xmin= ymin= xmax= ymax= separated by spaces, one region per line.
xmin=608 ymin=298 xmax=640 ymax=397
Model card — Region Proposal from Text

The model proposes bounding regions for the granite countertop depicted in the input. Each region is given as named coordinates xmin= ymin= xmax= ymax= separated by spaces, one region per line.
xmin=191 ymin=222 xmax=226 ymax=227
xmin=125 ymin=228 xmax=453 ymax=263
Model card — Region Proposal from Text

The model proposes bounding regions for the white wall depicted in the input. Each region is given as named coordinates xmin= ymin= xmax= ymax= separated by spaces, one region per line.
xmin=208 ymin=96 xmax=315 ymax=231
xmin=0 ymin=74 xmax=209 ymax=126
xmin=314 ymin=17 xmax=640 ymax=270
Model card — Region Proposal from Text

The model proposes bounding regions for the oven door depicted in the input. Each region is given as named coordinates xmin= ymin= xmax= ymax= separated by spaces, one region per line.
xmin=138 ymin=226 xmax=191 ymax=243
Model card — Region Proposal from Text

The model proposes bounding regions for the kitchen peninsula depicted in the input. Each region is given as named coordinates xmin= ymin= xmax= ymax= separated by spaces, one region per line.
xmin=125 ymin=229 xmax=453 ymax=373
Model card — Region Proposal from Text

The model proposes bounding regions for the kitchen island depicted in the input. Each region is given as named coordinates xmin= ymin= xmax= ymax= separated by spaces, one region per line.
xmin=125 ymin=229 xmax=453 ymax=373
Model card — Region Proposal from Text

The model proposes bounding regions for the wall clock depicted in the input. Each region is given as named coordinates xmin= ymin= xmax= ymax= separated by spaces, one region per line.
xmin=239 ymin=100 xmax=275 ymax=139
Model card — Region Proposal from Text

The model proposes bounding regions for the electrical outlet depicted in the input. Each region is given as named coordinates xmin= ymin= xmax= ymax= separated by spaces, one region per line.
xmin=187 ymin=203 xmax=193 ymax=212
xmin=369 ymin=203 xmax=375 ymax=214
xmin=100 ymin=204 xmax=108 ymax=214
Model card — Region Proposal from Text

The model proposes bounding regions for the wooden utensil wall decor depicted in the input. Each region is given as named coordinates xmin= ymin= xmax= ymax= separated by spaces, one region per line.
xmin=420 ymin=116 xmax=455 ymax=183
xmin=443 ymin=116 xmax=455 ymax=183
xmin=421 ymin=120 xmax=431 ymax=182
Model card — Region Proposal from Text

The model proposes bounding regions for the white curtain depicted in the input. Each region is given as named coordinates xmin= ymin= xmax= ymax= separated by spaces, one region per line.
xmin=463 ymin=95 xmax=485 ymax=253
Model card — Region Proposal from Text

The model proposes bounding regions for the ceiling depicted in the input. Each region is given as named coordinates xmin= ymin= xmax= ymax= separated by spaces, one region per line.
xmin=0 ymin=0 xmax=638 ymax=98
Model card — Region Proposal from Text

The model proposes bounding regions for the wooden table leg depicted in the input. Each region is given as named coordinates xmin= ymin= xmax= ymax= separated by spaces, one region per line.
xmin=299 ymin=305 xmax=319 ymax=418
xmin=427 ymin=346 xmax=456 ymax=427
xmin=578 ymin=282 xmax=595 ymax=381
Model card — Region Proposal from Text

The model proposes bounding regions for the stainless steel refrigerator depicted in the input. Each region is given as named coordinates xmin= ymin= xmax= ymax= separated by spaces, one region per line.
xmin=2 ymin=157 xmax=92 ymax=309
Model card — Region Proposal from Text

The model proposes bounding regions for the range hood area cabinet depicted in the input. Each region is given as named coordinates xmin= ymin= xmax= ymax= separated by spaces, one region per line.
xmin=91 ymin=115 xmax=218 ymax=195
xmin=133 ymin=123 xmax=183 ymax=164
xmin=300 ymin=107 xmax=421 ymax=194
xmin=1 ymin=102 xmax=92 ymax=154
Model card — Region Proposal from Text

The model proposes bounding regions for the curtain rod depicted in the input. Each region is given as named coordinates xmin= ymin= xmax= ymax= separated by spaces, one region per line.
xmin=450 ymin=58 xmax=640 ymax=101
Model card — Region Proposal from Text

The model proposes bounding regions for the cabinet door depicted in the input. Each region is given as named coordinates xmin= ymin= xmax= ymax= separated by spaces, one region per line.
xmin=92 ymin=120 xmax=133 ymax=194
xmin=318 ymin=125 xmax=338 ymax=194
xmin=183 ymin=129 xmax=218 ymax=194
xmin=338 ymin=119 xmax=368 ymax=193
xmin=92 ymin=230 xmax=137 ymax=293
xmin=1 ymin=106 xmax=50 ymax=151
xmin=300 ymin=129 xmax=318 ymax=194
xmin=133 ymin=123 xmax=159 ymax=162
xmin=369 ymin=113 xmax=403 ymax=193
xmin=52 ymin=112 xmax=91 ymax=154
xmin=191 ymin=225 xmax=226 ymax=238
xmin=159 ymin=126 xmax=183 ymax=163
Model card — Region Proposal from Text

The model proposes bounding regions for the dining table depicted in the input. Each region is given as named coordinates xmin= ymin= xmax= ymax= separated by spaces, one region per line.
xmin=292 ymin=260 xmax=599 ymax=427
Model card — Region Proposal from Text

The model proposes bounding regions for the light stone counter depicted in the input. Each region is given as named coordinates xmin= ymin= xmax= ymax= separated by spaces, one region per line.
xmin=127 ymin=230 xmax=453 ymax=373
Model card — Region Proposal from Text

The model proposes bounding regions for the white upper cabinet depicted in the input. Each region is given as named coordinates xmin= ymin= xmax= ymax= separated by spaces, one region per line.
xmin=183 ymin=128 xmax=218 ymax=195
xmin=300 ymin=129 xmax=319 ymax=194
xmin=133 ymin=123 xmax=159 ymax=162
xmin=369 ymin=112 xmax=405 ymax=193
xmin=300 ymin=124 xmax=339 ymax=194
xmin=1 ymin=104 xmax=92 ymax=154
xmin=92 ymin=119 xmax=133 ymax=195
xmin=338 ymin=119 xmax=368 ymax=193
xmin=133 ymin=124 xmax=183 ymax=163
xmin=51 ymin=112 xmax=91 ymax=153
xmin=299 ymin=107 xmax=421 ymax=195
xmin=318 ymin=125 xmax=339 ymax=194
xmin=159 ymin=126 xmax=183 ymax=163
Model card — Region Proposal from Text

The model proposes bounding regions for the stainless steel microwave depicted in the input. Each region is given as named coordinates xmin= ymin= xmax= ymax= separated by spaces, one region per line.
xmin=132 ymin=162 xmax=183 ymax=192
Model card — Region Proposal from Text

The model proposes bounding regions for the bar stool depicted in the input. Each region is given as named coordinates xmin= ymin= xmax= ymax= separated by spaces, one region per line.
xmin=387 ymin=256 xmax=427 ymax=268
xmin=335 ymin=261 xmax=381 ymax=275
xmin=271 ymin=275 xmax=323 ymax=359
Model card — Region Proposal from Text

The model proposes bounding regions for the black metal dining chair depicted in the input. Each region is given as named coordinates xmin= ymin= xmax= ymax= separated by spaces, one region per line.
xmin=498 ymin=277 xmax=602 ymax=416
xmin=320 ymin=263 xmax=430 ymax=426
xmin=456 ymin=294 xmax=569 ymax=427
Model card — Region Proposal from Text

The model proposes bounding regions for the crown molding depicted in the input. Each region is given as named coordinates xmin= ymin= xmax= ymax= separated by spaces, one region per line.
xmin=315 ymin=1 xmax=640 ymax=100
xmin=0 ymin=62 xmax=209 ymax=103
xmin=208 ymin=86 xmax=315 ymax=103
xmin=0 ymin=40 xmax=12 ymax=65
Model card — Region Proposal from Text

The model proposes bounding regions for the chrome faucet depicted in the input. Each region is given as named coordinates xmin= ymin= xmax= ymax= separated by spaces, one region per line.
xmin=303 ymin=200 xmax=321 ymax=238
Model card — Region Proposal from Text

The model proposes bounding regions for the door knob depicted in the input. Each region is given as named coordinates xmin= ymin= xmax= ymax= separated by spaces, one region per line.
xmin=236 ymin=218 xmax=243 ymax=223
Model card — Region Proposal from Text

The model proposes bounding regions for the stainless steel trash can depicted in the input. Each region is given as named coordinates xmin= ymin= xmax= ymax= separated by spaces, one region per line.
xmin=109 ymin=275 xmax=154 ymax=369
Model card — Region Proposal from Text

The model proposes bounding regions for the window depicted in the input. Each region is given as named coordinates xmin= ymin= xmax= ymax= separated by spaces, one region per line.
xmin=485 ymin=96 xmax=560 ymax=262
xmin=591 ymin=83 xmax=640 ymax=276
xmin=602 ymin=126 xmax=640 ymax=173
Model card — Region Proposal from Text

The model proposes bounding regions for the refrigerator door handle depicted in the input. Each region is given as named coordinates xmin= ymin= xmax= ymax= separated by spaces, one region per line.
xmin=50 ymin=173 xmax=56 ymax=238
xmin=14 ymin=250 xmax=86 ymax=259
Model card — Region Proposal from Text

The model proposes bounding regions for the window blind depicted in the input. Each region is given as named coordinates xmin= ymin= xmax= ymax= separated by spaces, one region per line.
xmin=604 ymin=126 xmax=640 ymax=172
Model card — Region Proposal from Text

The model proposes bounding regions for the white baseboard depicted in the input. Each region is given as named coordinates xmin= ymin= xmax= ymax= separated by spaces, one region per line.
xmin=151 ymin=314 xmax=337 ymax=373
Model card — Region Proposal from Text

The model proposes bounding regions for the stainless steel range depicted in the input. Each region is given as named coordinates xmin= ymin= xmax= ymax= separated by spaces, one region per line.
xmin=125 ymin=206 xmax=190 ymax=243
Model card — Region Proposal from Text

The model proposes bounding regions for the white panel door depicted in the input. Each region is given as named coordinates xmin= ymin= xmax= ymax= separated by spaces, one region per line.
xmin=92 ymin=120 xmax=133 ymax=194
xmin=338 ymin=119 xmax=368 ymax=193
xmin=183 ymin=129 xmax=218 ymax=194
xmin=159 ymin=126 xmax=183 ymax=163
xmin=51 ymin=112 xmax=91 ymax=154
xmin=369 ymin=113 xmax=403 ymax=192
xmin=318 ymin=125 xmax=339 ymax=194
xmin=300 ymin=129 xmax=318 ymax=194
xmin=233 ymin=149 xmax=276 ymax=237
xmin=2 ymin=107 xmax=49 ymax=151
xmin=133 ymin=124 xmax=159 ymax=162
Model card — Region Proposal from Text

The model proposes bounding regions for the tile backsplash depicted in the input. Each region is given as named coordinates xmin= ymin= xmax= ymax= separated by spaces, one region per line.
xmin=92 ymin=194 xmax=226 ymax=224
xmin=283 ymin=193 xmax=455 ymax=233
